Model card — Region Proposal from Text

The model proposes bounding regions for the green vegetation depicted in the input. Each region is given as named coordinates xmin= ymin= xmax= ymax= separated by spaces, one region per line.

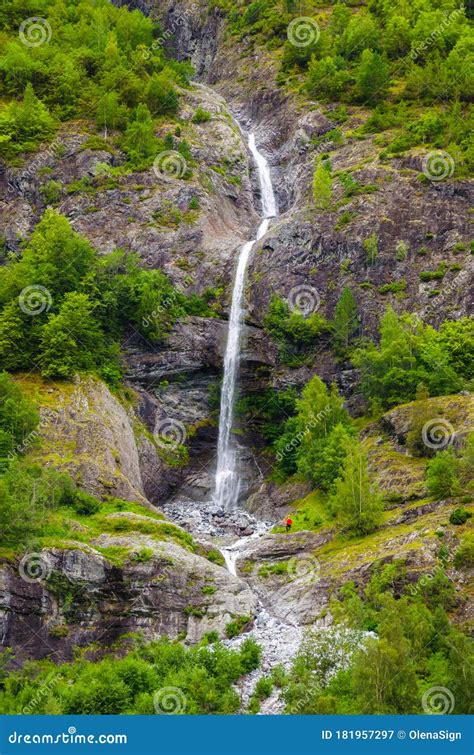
xmin=0 ymin=210 xmax=212 ymax=381
xmin=225 ymin=615 xmax=251 ymax=638
xmin=0 ymin=635 xmax=261 ymax=713
xmin=332 ymin=286 xmax=359 ymax=351
xmin=0 ymin=373 xmax=39 ymax=467
xmin=353 ymin=306 xmax=472 ymax=407
xmin=0 ymin=0 xmax=191 ymax=161
xmin=192 ymin=107 xmax=212 ymax=123
xmin=215 ymin=0 xmax=472 ymax=173
xmin=313 ymin=158 xmax=332 ymax=209
xmin=329 ymin=443 xmax=384 ymax=536
xmin=264 ymin=295 xmax=329 ymax=365
xmin=283 ymin=563 xmax=473 ymax=713
xmin=363 ymin=233 xmax=378 ymax=264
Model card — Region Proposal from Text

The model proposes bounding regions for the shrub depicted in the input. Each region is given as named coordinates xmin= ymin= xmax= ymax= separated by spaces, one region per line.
xmin=449 ymin=508 xmax=472 ymax=525
xmin=254 ymin=676 xmax=273 ymax=700
xmin=363 ymin=233 xmax=378 ymax=264
xmin=395 ymin=240 xmax=409 ymax=262
xmin=225 ymin=616 xmax=251 ymax=638
xmin=40 ymin=180 xmax=62 ymax=206
xmin=453 ymin=534 xmax=474 ymax=569
xmin=192 ymin=107 xmax=211 ymax=123
xmin=426 ymin=449 xmax=461 ymax=500
xmin=313 ymin=159 xmax=332 ymax=210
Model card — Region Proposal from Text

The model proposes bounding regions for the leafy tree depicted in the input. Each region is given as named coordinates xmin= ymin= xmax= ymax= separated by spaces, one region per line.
xmin=316 ymin=422 xmax=354 ymax=491
xmin=355 ymin=50 xmax=390 ymax=105
xmin=426 ymin=448 xmax=461 ymax=499
xmin=313 ymin=158 xmax=332 ymax=209
xmin=329 ymin=442 xmax=384 ymax=535
xmin=38 ymin=292 xmax=109 ymax=379
xmin=341 ymin=13 xmax=381 ymax=59
xmin=122 ymin=104 xmax=158 ymax=167
xmin=353 ymin=306 xmax=463 ymax=406
xmin=145 ymin=72 xmax=179 ymax=115
xmin=276 ymin=375 xmax=354 ymax=486
xmin=0 ymin=302 xmax=32 ymax=371
xmin=307 ymin=56 xmax=349 ymax=100
xmin=0 ymin=209 xmax=96 ymax=304
xmin=332 ymin=287 xmax=359 ymax=350
xmin=438 ymin=318 xmax=474 ymax=380
xmin=95 ymin=92 xmax=128 ymax=133
xmin=363 ymin=232 xmax=379 ymax=263
xmin=0 ymin=373 xmax=39 ymax=464
xmin=0 ymin=83 xmax=56 ymax=158
xmin=384 ymin=15 xmax=412 ymax=58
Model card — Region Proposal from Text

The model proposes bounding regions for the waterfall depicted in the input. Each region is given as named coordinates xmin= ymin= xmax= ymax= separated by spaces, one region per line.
xmin=214 ymin=132 xmax=277 ymax=511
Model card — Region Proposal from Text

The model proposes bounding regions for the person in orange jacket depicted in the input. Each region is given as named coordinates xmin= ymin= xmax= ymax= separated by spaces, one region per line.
xmin=285 ymin=517 xmax=293 ymax=533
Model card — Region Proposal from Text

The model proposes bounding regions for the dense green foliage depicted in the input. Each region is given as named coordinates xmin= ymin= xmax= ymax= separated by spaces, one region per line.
xmin=0 ymin=635 xmax=261 ymax=714
xmin=353 ymin=306 xmax=472 ymax=407
xmin=284 ymin=562 xmax=473 ymax=713
xmin=0 ymin=372 xmax=39 ymax=467
xmin=0 ymin=450 xmax=105 ymax=547
xmin=0 ymin=210 xmax=210 ymax=381
xmin=273 ymin=376 xmax=383 ymax=535
xmin=0 ymin=0 xmax=192 ymax=160
xmin=328 ymin=442 xmax=384 ymax=535
xmin=264 ymin=295 xmax=329 ymax=365
xmin=216 ymin=0 xmax=473 ymax=172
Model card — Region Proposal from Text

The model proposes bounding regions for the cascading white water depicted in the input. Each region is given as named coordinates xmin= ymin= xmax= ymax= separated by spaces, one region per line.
xmin=214 ymin=133 xmax=277 ymax=511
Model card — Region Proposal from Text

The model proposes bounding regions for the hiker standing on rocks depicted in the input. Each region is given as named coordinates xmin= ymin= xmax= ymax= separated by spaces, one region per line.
xmin=285 ymin=517 xmax=293 ymax=533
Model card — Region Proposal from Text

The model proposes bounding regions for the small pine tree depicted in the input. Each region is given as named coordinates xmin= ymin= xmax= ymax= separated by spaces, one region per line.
xmin=333 ymin=287 xmax=359 ymax=349
xmin=123 ymin=104 xmax=158 ymax=167
xmin=363 ymin=232 xmax=379 ymax=264
xmin=313 ymin=159 xmax=332 ymax=210
xmin=329 ymin=443 xmax=384 ymax=535
xmin=355 ymin=49 xmax=390 ymax=105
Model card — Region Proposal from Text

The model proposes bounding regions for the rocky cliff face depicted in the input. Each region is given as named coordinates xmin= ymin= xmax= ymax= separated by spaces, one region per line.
xmin=1 ymin=537 xmax=256 ymax=664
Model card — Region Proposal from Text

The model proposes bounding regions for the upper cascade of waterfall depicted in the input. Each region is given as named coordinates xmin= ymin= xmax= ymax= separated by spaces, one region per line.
xmin=213 ymin=132 xmax=277 ymax=511
xmin=248 ymin=134 xmax=277 ymax=220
